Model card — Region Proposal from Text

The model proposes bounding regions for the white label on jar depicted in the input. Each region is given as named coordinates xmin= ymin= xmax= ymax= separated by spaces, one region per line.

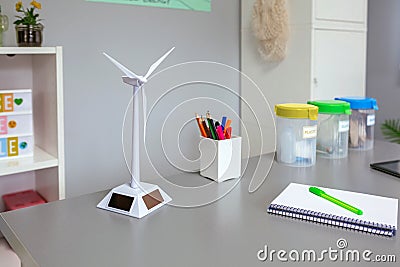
xmin=302 ymin=125 xmax=317 ymax=139
xmin=339 ymin=120 xmax=350 ymax=132
xmin=367 ymin=115 xmax=375 ymax=126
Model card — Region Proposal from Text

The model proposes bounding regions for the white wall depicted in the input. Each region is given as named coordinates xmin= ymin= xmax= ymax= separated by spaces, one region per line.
xmin=1 ymin=0 xmax=240 ymax=197
xmin=240 ymin=0 xmax=313 ymax=156
xmin=366 ymin=0 xmax=400 ymax=140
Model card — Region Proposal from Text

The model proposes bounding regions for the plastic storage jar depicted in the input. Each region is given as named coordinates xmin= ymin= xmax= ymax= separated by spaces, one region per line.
xmin=275 ymin=104 xmax=318 ymax=167
xmin=335 ymin=97 xmax=378 ymax=150
xmin=307 ymin=100 xmax=351 ymax=159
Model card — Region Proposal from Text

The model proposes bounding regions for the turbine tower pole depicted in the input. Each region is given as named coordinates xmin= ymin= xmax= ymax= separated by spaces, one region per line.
xmin=131 ymin=83 xmax=141 ymax=189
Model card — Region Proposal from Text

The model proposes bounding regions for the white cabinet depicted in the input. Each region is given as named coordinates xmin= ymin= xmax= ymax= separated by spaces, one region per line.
xmin=313 ymin=30 xmax=367 ymax=100
xmin=241 ymin=0 xmax=367 ymax=155
xmin=0 ymin=47 xmax=65 ymax=212
xmin=314 ymin=0 xmax=366 ymax=23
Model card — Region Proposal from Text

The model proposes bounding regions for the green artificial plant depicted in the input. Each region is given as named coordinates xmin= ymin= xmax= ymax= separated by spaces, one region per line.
xmin=381 ymin=119 xmax=400 ymax=144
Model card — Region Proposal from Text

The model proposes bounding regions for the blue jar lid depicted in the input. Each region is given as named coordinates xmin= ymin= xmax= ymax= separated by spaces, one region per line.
xmin=334 ymin=97 xmax=379 ymax=110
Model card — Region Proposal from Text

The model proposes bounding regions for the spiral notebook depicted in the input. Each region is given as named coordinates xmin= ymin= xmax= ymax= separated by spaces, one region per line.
xmin=267 ymin=183 xmax=398 ymax=237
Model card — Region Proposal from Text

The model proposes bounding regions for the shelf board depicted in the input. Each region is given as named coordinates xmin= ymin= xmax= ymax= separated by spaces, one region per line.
xmin=0 ymin=47 xmax=57 ymax=55
xmin=0 ymin=147 xmax=58 ymax=177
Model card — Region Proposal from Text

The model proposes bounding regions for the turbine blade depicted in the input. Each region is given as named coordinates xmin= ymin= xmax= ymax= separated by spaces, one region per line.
xmin=144 ymin=47 xmax=175 ymax=79
xmin=103 ymin=52 xmax=144 ymax=81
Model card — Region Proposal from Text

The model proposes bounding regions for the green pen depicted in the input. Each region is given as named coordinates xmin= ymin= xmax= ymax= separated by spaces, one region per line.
xmin=309 ymin=187 xmax=363 ymax=215
xmin=206 ymin=112 xmax=218 ymax=140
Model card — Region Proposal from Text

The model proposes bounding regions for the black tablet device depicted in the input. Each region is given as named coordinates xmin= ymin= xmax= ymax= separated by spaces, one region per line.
xmin=370 ymin=160 xmax=400 ymax=178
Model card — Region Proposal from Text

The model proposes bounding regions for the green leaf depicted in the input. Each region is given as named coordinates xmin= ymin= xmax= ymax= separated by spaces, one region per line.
xmin=381 ymin=119 xmax=400 ymax=144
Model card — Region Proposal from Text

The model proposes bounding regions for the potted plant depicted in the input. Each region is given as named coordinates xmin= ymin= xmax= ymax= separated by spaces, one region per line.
xmin=381 ymin=119 xmax=400 ymax=144
xmin=14 ymin=0 xmax=43 ymax=47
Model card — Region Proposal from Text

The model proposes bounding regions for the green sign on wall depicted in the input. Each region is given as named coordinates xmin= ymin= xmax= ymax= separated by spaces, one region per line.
xmin=87 ymin=0 xmax=211 ymax=12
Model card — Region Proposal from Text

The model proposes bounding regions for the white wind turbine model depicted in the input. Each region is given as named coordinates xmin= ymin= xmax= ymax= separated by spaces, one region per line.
xmin=97 ymin=47 xmax=174 ymax=218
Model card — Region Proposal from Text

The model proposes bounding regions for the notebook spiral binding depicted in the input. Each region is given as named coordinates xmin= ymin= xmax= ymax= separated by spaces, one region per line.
xmin=267 ymin=204 xmax=396 ymax=237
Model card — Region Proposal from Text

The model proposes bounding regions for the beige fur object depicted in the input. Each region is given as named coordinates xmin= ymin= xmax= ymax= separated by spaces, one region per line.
xmin=252 ymin=0 xmax=289 ymax=62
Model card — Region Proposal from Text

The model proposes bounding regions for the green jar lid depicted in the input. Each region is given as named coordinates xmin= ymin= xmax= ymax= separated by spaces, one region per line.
xmin=307 ymin=100 xmax=351 ymax=115
xmin=275 ymin=103 xmax=318 ymax=120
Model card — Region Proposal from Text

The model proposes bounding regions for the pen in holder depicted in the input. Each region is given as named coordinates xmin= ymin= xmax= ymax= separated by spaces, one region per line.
xmin=199 ymin=136 xmax=242 ymax=183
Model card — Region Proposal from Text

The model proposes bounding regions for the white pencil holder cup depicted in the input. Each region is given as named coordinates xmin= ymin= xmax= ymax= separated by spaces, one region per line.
xmin=199 ymin=136 xmax=242 ymax=183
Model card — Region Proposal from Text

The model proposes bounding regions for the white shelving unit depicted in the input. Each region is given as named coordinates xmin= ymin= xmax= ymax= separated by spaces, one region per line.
xmin=0 ymin=46 xmax=65 ymax=212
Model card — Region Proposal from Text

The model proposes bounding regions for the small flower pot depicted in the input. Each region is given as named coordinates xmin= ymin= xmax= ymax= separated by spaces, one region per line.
xmin=15 ymin=24 xmax=43 ymax=47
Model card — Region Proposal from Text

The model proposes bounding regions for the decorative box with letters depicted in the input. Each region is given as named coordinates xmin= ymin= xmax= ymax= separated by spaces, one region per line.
xmin=0 ymin=89 xmax=34 ymax=159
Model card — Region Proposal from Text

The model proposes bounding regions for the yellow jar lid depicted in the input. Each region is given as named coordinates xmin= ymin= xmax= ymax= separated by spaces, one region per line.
xmin=275 ymin=103 xmax=319 ymax=120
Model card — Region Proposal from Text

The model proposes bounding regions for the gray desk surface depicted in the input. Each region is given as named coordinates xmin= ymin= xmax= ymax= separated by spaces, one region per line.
xmin=1 ymin=140 xmax=400 ymax=267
